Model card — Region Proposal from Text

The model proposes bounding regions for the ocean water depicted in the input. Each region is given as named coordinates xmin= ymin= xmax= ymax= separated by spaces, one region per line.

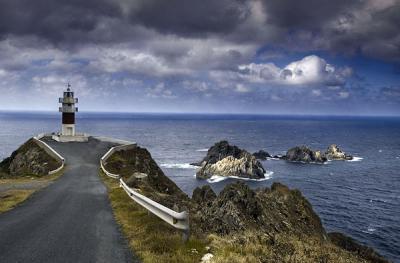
xmin=1 ymin=111 xmax=399 ymax=261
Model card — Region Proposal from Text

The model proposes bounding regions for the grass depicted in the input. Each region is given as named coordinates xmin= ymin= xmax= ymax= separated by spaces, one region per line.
xmin=208 ymin=233 xmax=368 ymax=263
xmin=0 ymin=167 xmax=65 ymax=214
xmin=100 ymin=170 xmax=209 ymax=263
xmin=0 ymin=189 xmax=35 ymax=213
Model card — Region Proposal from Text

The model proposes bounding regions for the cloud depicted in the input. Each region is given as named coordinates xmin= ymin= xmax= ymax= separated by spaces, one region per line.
xmin=0 ymin=0 xmax=398 ymax=62
xmin=0 ymin=0 xmax=398 ymax=114
xmin=235 ymin=55 xmax=352 ymax=87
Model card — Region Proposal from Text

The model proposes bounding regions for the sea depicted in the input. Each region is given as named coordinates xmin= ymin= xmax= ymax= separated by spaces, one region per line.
xmin=1 ymin=111 xmax=399 ymax=262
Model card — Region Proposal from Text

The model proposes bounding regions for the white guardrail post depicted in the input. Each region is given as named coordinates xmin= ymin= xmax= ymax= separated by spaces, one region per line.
xmin=32 ymin=135 xmax=65 ymax=175
xmin=100 ymin=143 xmax=190 ymax=241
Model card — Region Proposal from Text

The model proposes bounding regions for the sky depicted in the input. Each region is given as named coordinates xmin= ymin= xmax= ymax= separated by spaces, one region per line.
xmin=0 ymin=0 xmax=399 ymax=115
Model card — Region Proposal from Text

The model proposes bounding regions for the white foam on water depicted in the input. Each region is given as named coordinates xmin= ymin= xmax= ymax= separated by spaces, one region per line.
xmin=347 ymin=156 xmax=363 ymax=162
xmin=207 ymin=171 xmax=274 ymax=184
xmin=196 ymin=148 xmax=209 ymax=152
xmin=362 ymin=226 xmax=377 ymax=234
xmin=160 ymin=163 xmax=198 ymax=169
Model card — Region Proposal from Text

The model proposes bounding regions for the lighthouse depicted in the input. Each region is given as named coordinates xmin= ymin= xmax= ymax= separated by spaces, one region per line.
xmin=52 ymin=83 xmax=88 ymax=142
xmin=59 ymin=83 xmax=78 ymax=136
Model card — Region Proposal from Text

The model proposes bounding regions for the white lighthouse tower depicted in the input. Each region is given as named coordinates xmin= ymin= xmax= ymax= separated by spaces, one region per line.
xmin=59 ymin=83 xmax=78 ymax=136
xmin=53 ymin=83 xmax=88 ymax=142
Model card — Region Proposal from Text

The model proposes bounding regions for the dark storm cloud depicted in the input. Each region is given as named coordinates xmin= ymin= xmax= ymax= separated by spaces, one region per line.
xmin=0 ymin=0 xmax=121 ymax=44
xmin=0 ymin=0 xmax=399 ymax=64
xmin=127 ymin=0 xmax=250 ymax=36
xmin=261 ymin=0 xmax=362 ymax=28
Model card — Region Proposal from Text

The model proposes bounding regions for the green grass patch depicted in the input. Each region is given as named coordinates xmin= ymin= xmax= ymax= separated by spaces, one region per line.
xmin=100 ymin=171 xmax=209 ymax=263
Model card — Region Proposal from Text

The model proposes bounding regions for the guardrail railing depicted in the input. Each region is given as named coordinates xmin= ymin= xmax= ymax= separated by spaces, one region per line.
xmin=32 ymin=135 xmax=65 ymax=175
xmin=100 ymin=143 xmax=190 ymax=241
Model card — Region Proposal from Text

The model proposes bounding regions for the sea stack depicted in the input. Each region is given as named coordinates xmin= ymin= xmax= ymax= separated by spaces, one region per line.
xmin=325 ymin=144 xmax=353 ymax=160
xmin=282 ymin=146 xmax=327 ymax=163
xmin=194 ymin=141 xmax=266 ymax=179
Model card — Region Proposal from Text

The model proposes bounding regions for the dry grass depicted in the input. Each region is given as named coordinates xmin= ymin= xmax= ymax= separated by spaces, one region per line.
xmin=0 ymin=168 xmax=65 ymax=214
xmin=0 ymin=189 xmax=35 ymax=213
xmin=209 ymin=233 xmax=368 ymax=263
xmin=100 ymin=171 xmax=209 ymax=263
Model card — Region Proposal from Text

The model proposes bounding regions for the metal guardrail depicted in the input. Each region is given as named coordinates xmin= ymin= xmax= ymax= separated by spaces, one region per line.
xmin=32 ymin=135 xmax=65 ymax=175
xmin=100 ymin=143 xmax=190 ymax=241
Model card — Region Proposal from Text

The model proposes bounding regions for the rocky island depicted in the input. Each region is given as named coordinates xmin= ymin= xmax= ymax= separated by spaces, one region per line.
xmin=282 ymin=145 xmax=328 ymax=163
xmin=192 ymin=141 xmax=266 ymax=180
xmin=252 ymin=150 xmax=271 ymax=160
xmin=325 ymin=144 xmax=353 ymax=160
xmin=280 ymin=144 xmax=354 ymax=163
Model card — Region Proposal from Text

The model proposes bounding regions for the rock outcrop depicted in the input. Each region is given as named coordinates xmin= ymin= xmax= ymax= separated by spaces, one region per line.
xmin=191 ymin=182 xmax=388 ymax=262
xmin=104 ymin=145 xmax=190 ymax=209
xmin=192 ymin=185 xmax=216 ymax=205
xmin=0 ymin=139 xmax=60 ymax=177
xmin=282 ymin=146 xmax=327 ymax=163
xmin=191 ymin=140 xmax=244 ymax=166
xmin=191 ymin=181 xmax=325 ymax=237
xmin=194 ymin=141 xmax=266 ymax=179
xmin=325 ymin=144 xmax=353 ymax=160
xmin=252 ymin=150 xmax=271 ymax=160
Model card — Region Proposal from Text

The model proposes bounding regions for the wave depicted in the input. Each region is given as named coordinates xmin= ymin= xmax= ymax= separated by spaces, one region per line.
xmin=160 ymin=163 xmax=198 ymax=169
xmin=347 ymin=156 xmax=363 ymax=162
xmin=196 ymin=148 xmax=209 ymax=152
xmin=207 ymin=171 xmax=274 ymax=183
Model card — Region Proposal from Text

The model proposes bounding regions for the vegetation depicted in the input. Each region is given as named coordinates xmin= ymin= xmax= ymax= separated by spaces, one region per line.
xmin=100 ymin=171 xmax=208 ymax=263
xmin=0 ymin=168 xmax=64 ymax=214
xmin=0 ymin=189 xmax=35 ymax=213
xmin=208 ymin=233 xmax=370 ymax=263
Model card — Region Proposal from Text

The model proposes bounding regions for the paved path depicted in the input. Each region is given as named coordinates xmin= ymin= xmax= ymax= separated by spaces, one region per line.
xmin=0 ymin=138 xmax=138 ymax=263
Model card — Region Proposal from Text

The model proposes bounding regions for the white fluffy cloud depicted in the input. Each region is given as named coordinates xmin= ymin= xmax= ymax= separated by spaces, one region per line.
xmin=235 ymin=55 xmax=352 ymax=87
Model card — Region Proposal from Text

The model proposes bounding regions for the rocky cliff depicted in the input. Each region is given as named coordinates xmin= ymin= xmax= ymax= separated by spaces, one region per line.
xmin=191 ymin=182 xmax=389 ymax=262
xmin=0 ymin=139 xmax=60 ymax=177
xmin=191 ymin=182 xmax=325 ymax=237
xmin=106 ymin=144 xmax=388 ymax=262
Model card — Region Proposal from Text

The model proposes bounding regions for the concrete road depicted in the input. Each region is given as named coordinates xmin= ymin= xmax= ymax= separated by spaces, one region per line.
xmin=0 ymin=137 xmax=139 ymax=263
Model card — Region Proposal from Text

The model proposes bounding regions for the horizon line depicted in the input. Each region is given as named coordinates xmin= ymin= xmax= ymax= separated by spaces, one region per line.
xmin=0 ymin=109 xmax=399 ymax=118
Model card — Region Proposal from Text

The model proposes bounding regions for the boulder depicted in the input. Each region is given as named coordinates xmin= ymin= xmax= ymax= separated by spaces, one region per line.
xmin=194 ymin=141 xmax=266 ymax=179
xmin=325 ymin=144 xmax=353 ymax=160
xmin=252 ymin=150 xmax=271 ymax=160
xmin=196 ymin=152 xmax=265 ymax=179
xmin=282 ymin=146 xmax=327 ymax=163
